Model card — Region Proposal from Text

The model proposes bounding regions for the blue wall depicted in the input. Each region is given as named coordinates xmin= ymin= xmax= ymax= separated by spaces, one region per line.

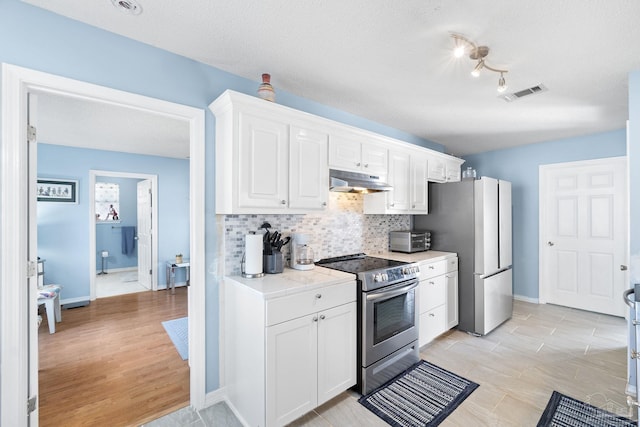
xmin=37 ymin=144 xmax=189 ymax=296
xmin=463 ymin=129 xmax=627 ymax=300
xmin=1 ymin=0 xmax=442 ymax=393
xmin=95 ymin=176 xmax=142 ymax=271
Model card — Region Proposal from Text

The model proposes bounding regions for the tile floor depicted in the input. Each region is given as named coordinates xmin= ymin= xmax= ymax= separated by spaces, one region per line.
xmin=144 ymin=300 xmax=635 ymax=426
xmin=95 ymin=269 xmax=149 ymax=298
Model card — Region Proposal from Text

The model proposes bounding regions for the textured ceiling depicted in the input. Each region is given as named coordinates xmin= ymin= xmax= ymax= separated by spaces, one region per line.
xmin=22 ymin=0 xmax=640 ymax=156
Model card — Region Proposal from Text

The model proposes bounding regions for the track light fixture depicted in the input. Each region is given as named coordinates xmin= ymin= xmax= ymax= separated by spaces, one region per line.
xmin=451 ymin=33 xmax=509 ymax=93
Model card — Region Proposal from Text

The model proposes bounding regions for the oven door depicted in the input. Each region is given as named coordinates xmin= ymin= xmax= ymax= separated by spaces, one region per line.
xmin=362 ymin=279 xmax=419 ymax=366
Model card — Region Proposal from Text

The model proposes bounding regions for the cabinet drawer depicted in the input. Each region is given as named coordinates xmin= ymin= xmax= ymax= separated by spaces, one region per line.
xmin=420 ymin=259 xmax=447 ymax=280
xmin=420 ymin=275 xmax=446 ymax=313
xmin=446 ymin=257 xmax=458 ymax=273
xmin=266 ymin=282 xmax=356 ymax=326
xmin=419 ymin=304 xmax=446 ymax=346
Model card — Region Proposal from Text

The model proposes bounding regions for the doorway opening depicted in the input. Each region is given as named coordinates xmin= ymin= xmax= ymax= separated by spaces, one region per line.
xmin=89 ymin=171 xmax=159 ymax=300
xmin=0 ymin=63 xmax=206 ymax=424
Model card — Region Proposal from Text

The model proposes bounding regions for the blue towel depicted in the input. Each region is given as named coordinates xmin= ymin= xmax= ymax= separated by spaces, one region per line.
xmin=121 ymin=226 xmax=136 ymax=255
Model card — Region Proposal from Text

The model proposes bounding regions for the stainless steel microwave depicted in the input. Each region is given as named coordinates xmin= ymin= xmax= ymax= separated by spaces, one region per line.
xmin=389 ymin=231 xmax=431 ymax=253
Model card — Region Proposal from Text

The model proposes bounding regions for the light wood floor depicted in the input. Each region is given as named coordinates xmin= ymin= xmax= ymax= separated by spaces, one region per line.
xmin=38 ymin=288 xmax=189 ymax=427
xmin=153 ymin=300 xmax=632 ymax=426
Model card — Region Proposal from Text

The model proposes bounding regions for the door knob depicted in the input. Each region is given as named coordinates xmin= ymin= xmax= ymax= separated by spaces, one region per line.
xmin=621 ymin=265 xmax=628 ymax=271
xmin=547 ymin=241 xmax=554 ymax=246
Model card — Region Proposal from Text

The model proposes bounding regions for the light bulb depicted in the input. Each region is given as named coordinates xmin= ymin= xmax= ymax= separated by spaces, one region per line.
xmin=471 ymin=60 xmax=483 ymax=77
xmin=497 ymin=74 xmax=507 ymax=92
xmin=453 ymin=46 xmax=465 ymax=58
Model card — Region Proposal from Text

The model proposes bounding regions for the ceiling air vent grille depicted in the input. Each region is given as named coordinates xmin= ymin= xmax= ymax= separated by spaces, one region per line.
xmin=500 ymin=84 xmax=548 ymax=102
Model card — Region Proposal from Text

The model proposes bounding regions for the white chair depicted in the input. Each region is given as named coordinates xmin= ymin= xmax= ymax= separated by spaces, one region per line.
xmin=38 ymin=284 xmax=62 ymax=334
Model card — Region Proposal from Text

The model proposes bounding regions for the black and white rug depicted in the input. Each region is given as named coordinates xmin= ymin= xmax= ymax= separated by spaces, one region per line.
xmin=537 ymin=391 xmax=635 ymax=427
xmin=358 ymin=360 xmax=479 ymax=427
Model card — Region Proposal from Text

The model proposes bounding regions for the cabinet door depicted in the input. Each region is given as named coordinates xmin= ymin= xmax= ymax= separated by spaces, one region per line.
xmin=266 ymin=314 xmax=318 ymax=426
xmin=238 ymin=112 xmax=289 ymax=209
xmin=361 ymin=142 xmax=388 ymax=175
xmin=387 ymin=150 xmax=411 ymax=212
xmin=289 ymin=125 xmax=329 ymax=210
xmin=427 ymin=156 xmax=446 ymax=182
xmin=317 ymin=302 xmax=357 ymax=405
xmin=410 ymin=154 xmax=428 ymax=213
xmin=446 ymin=271 xmax=459 ymax=329
xmin=420 ymin=275 xmax=446 ymax=314
xmin=328 ymin=134 xmax=362 ymax=172
xmin=445 ymin=160 xmax=461 ymax=182
xmin=419 ymin=305 xmax=446 ymax=346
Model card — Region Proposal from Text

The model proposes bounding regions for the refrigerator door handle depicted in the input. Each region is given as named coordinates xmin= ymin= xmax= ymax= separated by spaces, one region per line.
xmin=477 ymin=266 xmax=512 ymax=280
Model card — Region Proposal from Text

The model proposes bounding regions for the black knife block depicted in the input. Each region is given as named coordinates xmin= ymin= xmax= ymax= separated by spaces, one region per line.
xmin=263 ymin=251 xmax=283 ymax=274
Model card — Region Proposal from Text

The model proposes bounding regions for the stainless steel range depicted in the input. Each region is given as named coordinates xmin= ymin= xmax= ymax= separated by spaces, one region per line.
xmin=316 ymin=254 xmax=420 ymax=395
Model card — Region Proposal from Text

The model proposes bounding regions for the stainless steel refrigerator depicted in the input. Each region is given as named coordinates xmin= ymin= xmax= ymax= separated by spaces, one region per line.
xmin=414 ymin=177 xmax=513 ymax=335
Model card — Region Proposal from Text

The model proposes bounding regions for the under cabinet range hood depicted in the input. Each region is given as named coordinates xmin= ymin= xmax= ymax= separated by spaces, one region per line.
xmin=329 ymin=169 xmax=392 ymax=193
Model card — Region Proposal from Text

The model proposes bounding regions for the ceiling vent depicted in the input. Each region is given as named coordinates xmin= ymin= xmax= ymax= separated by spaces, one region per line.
xmin=111 ymin=0 xmax=142 ymax=15
xmin=499 ymin=84 xmax=548 ymax=102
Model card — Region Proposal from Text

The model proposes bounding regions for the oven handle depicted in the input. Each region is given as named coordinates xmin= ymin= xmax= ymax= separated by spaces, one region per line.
xmin=366 ymin=281 xmax=418 ymax=302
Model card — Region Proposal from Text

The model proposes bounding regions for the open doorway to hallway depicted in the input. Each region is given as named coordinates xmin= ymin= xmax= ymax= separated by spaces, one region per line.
xmin=90 ymin=172 xmax=160 ymax=299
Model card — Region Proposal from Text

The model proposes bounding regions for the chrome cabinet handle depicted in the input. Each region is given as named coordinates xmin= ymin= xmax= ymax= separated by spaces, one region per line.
xmin=319 ymin=314 xmax=325 ymax=320
xmin=313 ymin=316 xmax=318 ymax=322
xmin=429 ymin=281 xmax=435 ymax=285
xmin=429 ymin=313 xmax=435 ymax=317
xmin=364 ymin=164 xmax=369 ymax=168
xmin=621 ymin=265 xmax=628 ymax=271
xmin=281 ymin=200 xmax=286 ymax=205
xmin=322 ymin=202 xmax=327 ymax=207
xmin=547 ymin=241 xmax=554 ymax=246
xmin=315 ymin=294 xmax=322 ymax=299
xmin=356 ymin=162 xmax=361 ymax=167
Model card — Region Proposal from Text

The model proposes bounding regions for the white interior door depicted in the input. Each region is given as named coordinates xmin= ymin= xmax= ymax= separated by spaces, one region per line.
xmin=540 ymin=157 xmax=627 ymax=316
xmin=137 ymin=179 xmax=152 ymax=290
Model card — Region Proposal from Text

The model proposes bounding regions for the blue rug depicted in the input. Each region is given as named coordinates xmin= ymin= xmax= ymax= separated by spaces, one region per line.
xmin=359 ymin=360 xmax=479 ymax=427
xmin=162 ymin=317 xmax=188 ymax=360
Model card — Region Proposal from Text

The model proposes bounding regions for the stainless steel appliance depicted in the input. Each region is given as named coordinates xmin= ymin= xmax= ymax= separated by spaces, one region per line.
xmin=624 ymin=286 xmax=640 ymax=425
xmin=316 ymin=254 xmax=420 ymax=395
xmin=329 ymin=169 xmax=392 ymax=193
xmin=389 ymin=230 xmax=431 ymax=253
xmin=414 ymin=177 xmax=513 ymax=336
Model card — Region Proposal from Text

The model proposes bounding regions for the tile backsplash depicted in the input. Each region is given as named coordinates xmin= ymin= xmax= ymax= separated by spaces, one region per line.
xmin=223 ymin=192 xmax=410 ymax=275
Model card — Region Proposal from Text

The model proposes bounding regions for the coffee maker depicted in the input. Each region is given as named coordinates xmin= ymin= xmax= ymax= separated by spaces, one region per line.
xmin=290 ymin=233 xmax=315 ymax=270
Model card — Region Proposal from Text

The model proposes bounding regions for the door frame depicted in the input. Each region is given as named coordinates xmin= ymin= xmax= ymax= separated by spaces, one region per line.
xmin=0 ymin=63 xmax=207 ymax=425
xmin=89 ymin=170 xmax=159 ymax=298
xmin=538 ymin=156 xmax=628 ymax=308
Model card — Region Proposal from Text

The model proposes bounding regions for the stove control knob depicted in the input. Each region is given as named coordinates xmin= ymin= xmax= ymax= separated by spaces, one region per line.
xmin=382 ymin=273 xmax=388 ymax=281
xmin=373 ymin=273 xmax=382 ymax=282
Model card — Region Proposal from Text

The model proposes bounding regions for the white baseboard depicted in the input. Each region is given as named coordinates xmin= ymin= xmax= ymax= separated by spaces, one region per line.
xmin=159 ymin=281 xmax=187 ymax=290
xmin=98 ymin=266 xmax=137 ymax=274
xmin=60 ymin=296 xmax=91 ymax=305
xmin=203 ymin=386 xmax=226 ymax=408
xmin=514 ymin=294 xmax=539 ymax=304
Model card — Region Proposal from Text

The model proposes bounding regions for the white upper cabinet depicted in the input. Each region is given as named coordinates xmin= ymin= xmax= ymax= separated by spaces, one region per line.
xmin=364 ymin=148 xmax=429 ymax=214
xmin=328 ymin=132 xmax=388 ymax=176
xmin=428 ymin=155 xmax=464 ymax=183
xmin=410 ymin=152 xmax=429 ymax=212
xmin=386 ymin=149 xmax=411 ymax=212
xmin=289 ymin=126 xmax=329 ymax=210
xmin=210 ymin=90 xmax=463 ymax=214
xmin=238 ymin=112 xmax=289 ymax=210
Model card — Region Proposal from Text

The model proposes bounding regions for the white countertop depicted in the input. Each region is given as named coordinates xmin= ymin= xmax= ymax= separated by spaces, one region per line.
xmin=372 ymin=250 xmax=457 ymax=264
xmin=226 ymin=266 xmax=355 ymax=299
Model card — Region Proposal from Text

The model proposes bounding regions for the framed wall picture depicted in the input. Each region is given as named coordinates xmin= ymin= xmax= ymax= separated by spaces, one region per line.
xmin=37 ymin=178 xmax=78 ymax=203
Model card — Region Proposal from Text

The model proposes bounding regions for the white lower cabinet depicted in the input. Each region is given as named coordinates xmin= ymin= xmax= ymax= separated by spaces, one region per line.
xmin=224 ymin=279 xmax=356 ymax=427
xmin=418 ymin=256 xmax=459 ymax=347
xmin=267 ymin=302 xmax=356 ymax=426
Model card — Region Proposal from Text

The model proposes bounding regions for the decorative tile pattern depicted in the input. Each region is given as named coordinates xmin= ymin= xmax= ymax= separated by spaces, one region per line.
xmin=222 ymin=192 xmax=410 ymax=275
